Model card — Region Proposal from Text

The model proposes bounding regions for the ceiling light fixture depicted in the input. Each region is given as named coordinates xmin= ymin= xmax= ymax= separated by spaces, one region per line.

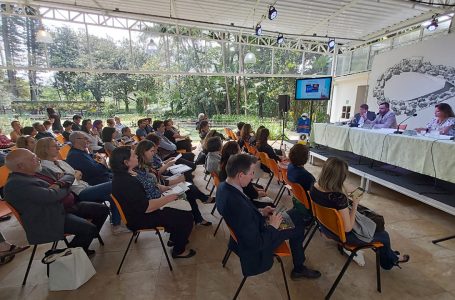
xmin=276 ymin=33 xmax=284 ymax=44
xmin=268 ymin=6 xmax=278 ymax=20
xmin=328 ymin=39 xmax=336 ymax=50
xmin=244 ymin=51 xmax=257 ymax=64
xmin=255 ymin=24 xmax=263 ymax=36
xmin=36 ymin=25 xmax=53 ymax=44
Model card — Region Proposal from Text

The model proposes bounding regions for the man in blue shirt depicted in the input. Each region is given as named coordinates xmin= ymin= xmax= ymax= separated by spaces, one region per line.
xmin=66 ymin=132 xmax=111 ymax=186
xmin=297 ymin=113 xmax=311 ymax=134
xmin=135 ymin=119 xmax=148 ymax=140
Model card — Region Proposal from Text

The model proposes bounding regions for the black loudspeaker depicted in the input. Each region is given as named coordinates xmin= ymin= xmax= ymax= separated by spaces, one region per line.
xmin=278 ymin=95 xmax=290 ymax=113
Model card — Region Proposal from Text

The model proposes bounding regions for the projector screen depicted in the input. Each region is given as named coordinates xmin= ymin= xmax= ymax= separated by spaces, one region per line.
xmin=295 ymin=77 xmax=333 ymax=100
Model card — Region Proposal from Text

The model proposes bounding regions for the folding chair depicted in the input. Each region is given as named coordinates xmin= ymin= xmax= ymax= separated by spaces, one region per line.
xmin=311 ymin=200 xmax=384 ymax=299
xmin=5 ymin=202 xmax=69 ymax=286
xmin=110 ymin=195 xmax=173 ymax=274
xmin=58 ymin=144 xmax=71 ymax=160
xmin=263 ymin=157 xmax=286 ymax=206
xmin=55 ymin=134 xmax=65 ymax=144
xmin=257 ymin=152 xmax=274 ymax=191
xmin=222 ymin=226 xmax=291 ymax=300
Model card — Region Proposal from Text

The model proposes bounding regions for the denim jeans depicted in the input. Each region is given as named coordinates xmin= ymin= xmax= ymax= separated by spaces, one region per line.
xmin=77 ymin=181 xmax=121 ymax=226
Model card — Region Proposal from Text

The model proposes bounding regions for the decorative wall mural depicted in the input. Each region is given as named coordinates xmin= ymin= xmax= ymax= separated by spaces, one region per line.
xmin=372 ymin=57 xmax=455 ymax=116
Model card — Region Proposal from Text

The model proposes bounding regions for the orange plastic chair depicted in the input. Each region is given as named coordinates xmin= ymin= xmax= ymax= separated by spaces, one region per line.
xmin=55 ymin=134 xmax=65 ymax=144
xmin=264 ymin=156 xmax=287 ymax=205
xmin=58 ymin=144 xmax=71 ymax=160
xmin=210 ymin=171 xmax=221 ymax=220
xmin=311 ymin=200 xmax=384 ymax=299
xmin=221 ymin=225 xmax=291 ymax=300
xmin=0 ymin=165 xmax=10 ymax=189
xmin=257 ymin=152 xmax=274 ymax=191
xmin=110 ymin=195 xmax=172 ymax=274
xmin=132 ymin=135 xmax=140 ymax=142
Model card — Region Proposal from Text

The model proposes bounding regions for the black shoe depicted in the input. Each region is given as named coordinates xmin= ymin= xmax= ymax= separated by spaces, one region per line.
xmin=85 ymin=249 xmax=96 ymax=257
xmin=290 ymin=267 xmax=321 ymax=280
xmin=167 ymin=240 xmax=175 ymax=247
xmin=196 ymin=220 xmax=212 ymax=226
xmin=172 ymin=249 xmax=196 ymax=259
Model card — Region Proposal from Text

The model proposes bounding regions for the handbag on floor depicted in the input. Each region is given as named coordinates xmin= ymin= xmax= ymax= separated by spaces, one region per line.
xmin=357 ymin=204 xmax=385 ymax=233
xmin=42 ymin=247 xmax=96 ymax=291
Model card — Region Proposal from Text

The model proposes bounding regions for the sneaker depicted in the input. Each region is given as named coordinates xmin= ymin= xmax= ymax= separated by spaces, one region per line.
xmin=111 ymin=224 xmax=131 ymax=235
xmin=343 ymin=248 xmax=365 ymax=267
xmin=290 ymin=266 xmax=321 ymax=280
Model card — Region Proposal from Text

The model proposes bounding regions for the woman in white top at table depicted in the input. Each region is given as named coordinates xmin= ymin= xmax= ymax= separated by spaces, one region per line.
xmin=416 ymin=103 xmax=455 ymax=136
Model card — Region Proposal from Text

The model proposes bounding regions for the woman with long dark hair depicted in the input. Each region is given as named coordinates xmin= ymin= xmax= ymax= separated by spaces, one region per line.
xmin=111 ymin=146 xmax=196 ymax=258
xmin=135 ymin=140 xmax=212 ymax=226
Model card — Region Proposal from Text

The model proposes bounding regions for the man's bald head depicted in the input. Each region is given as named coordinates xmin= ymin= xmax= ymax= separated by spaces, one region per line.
xmin=5 ymin=149 xmax=40 ymax=175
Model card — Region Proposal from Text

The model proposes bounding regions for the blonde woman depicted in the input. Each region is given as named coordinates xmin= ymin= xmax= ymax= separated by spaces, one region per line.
xmin=310 ymin=157 xmax=409 ymax=270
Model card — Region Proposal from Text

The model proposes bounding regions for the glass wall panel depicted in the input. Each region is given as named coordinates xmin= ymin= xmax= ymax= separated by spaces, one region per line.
xmin=244 ymin=45 xmax=272 ymax=74
xmin=350 ymin=47 xmax=369 ymax=73
xmin=273 ymin=48 xmax=302 ymax=75
xmin=303 ymin=53 xmax=331 ymax=76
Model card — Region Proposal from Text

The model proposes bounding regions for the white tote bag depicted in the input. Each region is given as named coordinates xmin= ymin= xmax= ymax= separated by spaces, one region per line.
xmin=47 ymin=247 xmax=96 ymax=291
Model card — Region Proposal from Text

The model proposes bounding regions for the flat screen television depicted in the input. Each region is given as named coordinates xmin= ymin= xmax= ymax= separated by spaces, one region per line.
xmin=295 ymin=77 xmax=333 ymax=100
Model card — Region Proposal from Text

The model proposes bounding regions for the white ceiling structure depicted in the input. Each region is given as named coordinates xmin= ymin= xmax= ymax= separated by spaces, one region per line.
xmin=14 ymin=0 xmax=455 ymax=45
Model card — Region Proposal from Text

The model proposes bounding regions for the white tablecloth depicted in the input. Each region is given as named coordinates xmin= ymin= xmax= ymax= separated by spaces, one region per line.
xmin=311 ymin=123 xmax=455 ymax=184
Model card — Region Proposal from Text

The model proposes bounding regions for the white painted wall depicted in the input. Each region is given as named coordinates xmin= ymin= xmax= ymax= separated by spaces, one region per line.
xmin=330 ymin=72 xmax=370 ymax=123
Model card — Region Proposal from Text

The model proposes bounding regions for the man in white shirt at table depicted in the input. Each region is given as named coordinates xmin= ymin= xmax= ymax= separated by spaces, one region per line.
xmin=364 ymin=102 xmax=397 ymax=129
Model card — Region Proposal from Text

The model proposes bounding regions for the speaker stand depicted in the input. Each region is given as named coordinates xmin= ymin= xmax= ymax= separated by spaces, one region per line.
xmin=272 ymin=111 xmax=289 ymax=148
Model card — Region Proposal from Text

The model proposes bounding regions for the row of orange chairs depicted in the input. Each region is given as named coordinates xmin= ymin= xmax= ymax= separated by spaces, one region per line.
xmin=206 ymin=140 xmax=384 ymax=299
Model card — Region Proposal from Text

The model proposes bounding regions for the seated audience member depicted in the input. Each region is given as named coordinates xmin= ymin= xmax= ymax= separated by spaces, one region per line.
xmin=136 ymin=119 xmax=148 ymax=140
xmin=111 ymin=147 xmax=196 ymax=258
xmin=163 ymin=119 xmax=193 ymax=152
xmin=4 ymin=149 xmax=109 ymax=255
xmin=72 ymin=115 xmax=82 ymax=131
xmin=81 ymin=119 xmax=103 ymax=153
xmin=101 ymin=127 xmax=119 ymax=156
xmin=114 ymin=116 xmax=125 ymax=132
xmin=21 ymin=126 xmax=37 ymax=138
xmin=236 ymin=122 xmax=245 ymax=138
xmin=92 ymin=120 xmax=104 ymax=139
xmin=256 ymin=128 xmax=285 ymax=173
xmin=0 ymin=129 xmax=14 ymax=149
xmin=219 ymin=141 xmax=271 ymax=208
xmin=135 ymin=140 xmax=212 ymax=226
xmin=364 ymin=102 xmax=397 ymax=129
xmin=121 ymin=126 xmax=135 ymax=145
xmin=152 ymin=121 xmax=195 ymax=162
xmin=106 ymin=118 xmax=121 ymax=140
xmin=287 ymin=144 xmax=315 ymax=216
xmin=196 ymin=113 xmax=207 ymax=131
xmin=249 ymin=125 xmax=265 ymax=146
xmin=43 ymin=120 xmax=56 ymax=136
xmin=33 ymin=122 xmax=54 ymax=140
xmin=10 ymin=120 xmax=22 ymax=143
xmin=66 ymin=131 xmax=111 ymax=186
xmin=201 ymin=130 xmax=225 ymax=154
xmin=35 ymin=137 xmax=121 ymax=231
xmin=62 ymin=120 xmax=73 ymax=142
xmin=310 ymin=157 xmax=410 ymax=270
xmin=0 ymin=231 xmax=29 ymax=265
xmin=144 ymin=118 xmax=154 ymax=134
xmin=238 ymin=123 xmax=253 ymax=150
xmin=216 ymin=154 xmax=321 ymax=279
xmin=205 ymin=136 xmax=222 ymax=174
xmin=47 ymin=108 xmax=63 ymax=133
xmin=416 ymin=103 xmax=455 ymax=136
xmin=198 ymin=120 xmax=210 ymax=140
xmin=16 ymin=135 xmax=36 ymax=152
xmin=350 ymin=104 xmax=376 ymax=128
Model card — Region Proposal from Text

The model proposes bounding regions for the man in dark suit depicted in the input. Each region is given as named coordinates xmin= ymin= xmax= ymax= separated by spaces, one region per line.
xmin=4 ymin=149 xmax=108 ymax=255
xmin=350 ymin=104 xmax=376 ymax=127
xmin=216 ymin=153 xmax=321 ymax=280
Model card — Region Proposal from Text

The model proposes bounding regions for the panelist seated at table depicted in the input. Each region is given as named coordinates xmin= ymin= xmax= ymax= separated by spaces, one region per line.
xmin=415 ymin=103 xmax=455 ymax=136
xmin=364 ymin=102 xmax=397 ymax=129
xmin=349 ymin=104 xmax=376 ymax=127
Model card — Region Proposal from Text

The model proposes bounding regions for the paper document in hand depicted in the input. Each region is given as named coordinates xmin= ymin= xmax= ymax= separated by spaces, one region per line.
xmin=163 ymin=182 xmax=190 ymax=196
xmin=275 ymin=203 xmax=295 ymax=230
xmin=173 ymin=153 xmax=182 ymax=160
xmin=168 ymin=164 xmax=192 ymax=174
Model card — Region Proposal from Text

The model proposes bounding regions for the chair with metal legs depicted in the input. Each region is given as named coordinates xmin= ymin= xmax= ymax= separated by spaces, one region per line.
xmin=110 ymin=195 xmax=173 ymax=274
xmin=222 ymin=226 xmax=291 ymax=300
xmin=432 ymin=235 xmax=455 ymax=244
xmin=311 ymin=200 xmax=384 ymax=300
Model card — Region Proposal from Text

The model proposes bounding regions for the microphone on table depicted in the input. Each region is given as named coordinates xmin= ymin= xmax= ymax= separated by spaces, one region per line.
xmin=394 ymin=113 xmax=417 ymax=134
